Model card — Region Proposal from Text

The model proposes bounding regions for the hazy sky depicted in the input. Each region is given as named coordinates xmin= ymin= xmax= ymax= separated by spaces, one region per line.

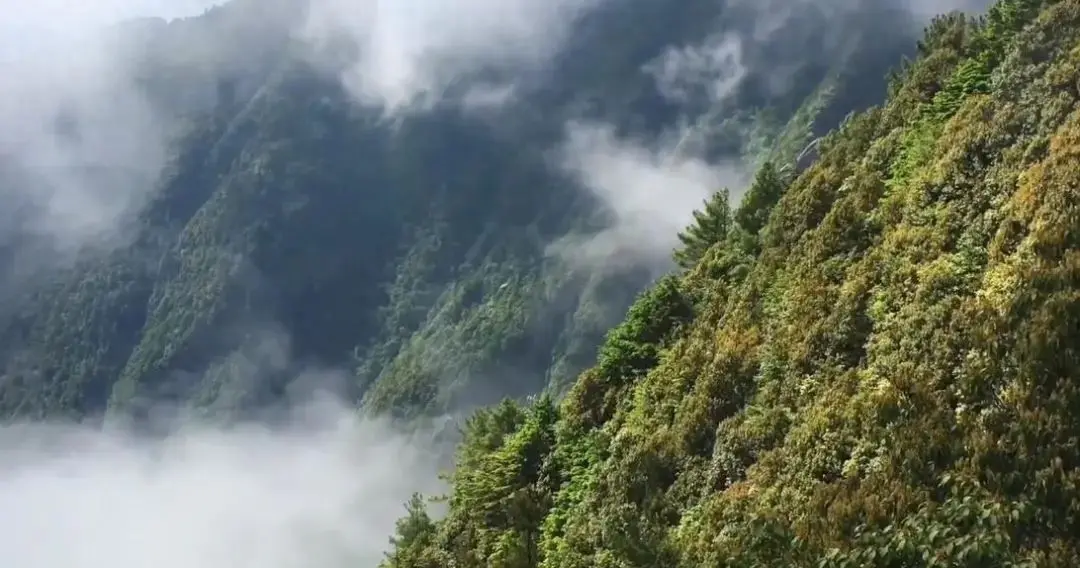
xmin=0 ymin=0 xmax=220 ymax=28
xmin=0 ymin=0 xmax=220 ymax=59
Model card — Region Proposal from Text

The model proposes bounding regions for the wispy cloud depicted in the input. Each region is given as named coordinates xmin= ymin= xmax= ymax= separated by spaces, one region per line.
xmin=549 ymin=0 xmax=997 ymax=273
xmin=299 ymin=0 xmax=605 ymax=113
xmin=645 ymin=33 xmax=746 ymax=107
xmin=552 ymin=121 xmax=745 ymax=271
xmin=551 ymin=26 xmax=750 ymax=272
xmin=0 ymin=0 xmax=223 ymax=257
xmin=0 ymin=397 xmax=444 ymax=568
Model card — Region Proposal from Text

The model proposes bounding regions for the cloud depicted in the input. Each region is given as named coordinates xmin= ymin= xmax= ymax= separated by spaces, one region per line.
xmin=552 ymin=29 xmax=749 ymax=272
xmin=299 ymin=0 xmax=605 ymax=113
xmin=460 ymin=83 xmax=520 ymax=112
xmin=0 ymin=396 xmax=445 ymax=568
xmin=645 ymin=33 xmax=746 ymax=107
xmin=644 ymin=0 xmax=995 ymax=109
xmin=552 ymin=121 xmax=746 ymax=271
xmin=0 ymin=0 xmax=224 ymax=260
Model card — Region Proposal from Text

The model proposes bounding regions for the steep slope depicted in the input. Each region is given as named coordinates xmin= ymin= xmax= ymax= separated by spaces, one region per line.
xmin=382 ymin=0 xmax=1080 ymax=566
xmin=0 ymin=0 xmax=923 ymax=424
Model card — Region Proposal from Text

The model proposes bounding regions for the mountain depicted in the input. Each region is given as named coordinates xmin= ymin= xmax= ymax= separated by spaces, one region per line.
xmin=380 ymin=0 xmax=1080 ymax=565
xmin=0 ymin=0 xmax=925 ymax=426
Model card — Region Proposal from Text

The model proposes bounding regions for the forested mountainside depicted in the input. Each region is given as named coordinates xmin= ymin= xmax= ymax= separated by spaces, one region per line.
xmin=382 ymin=0 xmax=1080 ymax=566
xmin=0 ymin=0 xmax=920 ymax=423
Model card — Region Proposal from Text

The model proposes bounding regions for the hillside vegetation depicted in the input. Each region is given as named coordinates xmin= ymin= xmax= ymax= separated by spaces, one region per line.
xmin=382 ymin=0 xmax=1080 ymax=565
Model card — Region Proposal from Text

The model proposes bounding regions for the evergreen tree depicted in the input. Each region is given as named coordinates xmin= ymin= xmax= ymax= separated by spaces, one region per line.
xmin=383 ymin=494 xmax=441 ymax=568
xmin=674 ymin=188 xmax=732 ymax=269
xmin=734 ymin=160 xmax=787 ymax=236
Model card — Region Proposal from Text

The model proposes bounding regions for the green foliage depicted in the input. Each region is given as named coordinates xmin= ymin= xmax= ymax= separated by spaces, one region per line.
xmin=384 ymin=1 xmax=1080 ymax=566
xmin=383 ymin=494 xmax=442 ymax=568
xmin=674 ymin=159 xmax=790 ymax=274
xmin=382 ymin=396 xmax=560 ymax=568
xmin=674 ymin=189 xmax=733 ymax=269
xmin=735 ymin=161 xmax=788 ymax=236
xmin=596 ymin=276 xmax=693 ymax=383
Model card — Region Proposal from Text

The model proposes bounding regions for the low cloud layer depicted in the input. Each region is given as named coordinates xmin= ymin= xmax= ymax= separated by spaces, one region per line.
xmin=0 ymin=397 xmax=443 ymax=568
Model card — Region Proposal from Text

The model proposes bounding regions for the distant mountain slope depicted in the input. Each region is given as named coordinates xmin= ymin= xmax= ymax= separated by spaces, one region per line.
xmin=0 ymin=0 xmax=923 ymax=424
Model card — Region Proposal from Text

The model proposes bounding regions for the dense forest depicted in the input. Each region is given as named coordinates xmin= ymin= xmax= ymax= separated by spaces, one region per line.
xmin=6 ymin=0 xmax=1080 ymax=565
xmin=381 ymin=0 xmax=1080 ymax=565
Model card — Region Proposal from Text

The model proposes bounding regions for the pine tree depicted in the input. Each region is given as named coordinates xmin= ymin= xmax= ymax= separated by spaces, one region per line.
xmin=673 ymin=188 xmax=732 ymax=269
xmin=382 ymin=493 xmax=441 ymax=568
xmin=734 ymin=160 xmax=787 ymax=236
